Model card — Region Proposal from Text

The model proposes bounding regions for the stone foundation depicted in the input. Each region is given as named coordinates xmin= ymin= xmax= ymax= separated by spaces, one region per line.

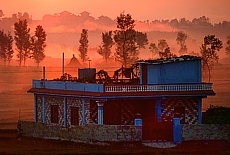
xmin=18 ymin=120 xmax=142 ymax=144
xmin=182 ymin=124 xmax=230 ymax=141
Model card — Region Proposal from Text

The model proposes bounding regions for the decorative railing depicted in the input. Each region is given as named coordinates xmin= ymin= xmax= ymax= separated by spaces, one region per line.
xmin=104 ymin=83 xmax=213 ymax=92
xmin=32 ymin=80 xmax=213 ymax=93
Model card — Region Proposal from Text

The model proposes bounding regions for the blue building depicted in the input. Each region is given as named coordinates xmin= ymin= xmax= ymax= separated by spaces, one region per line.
xmin=23 ymin=55 xmax=215 ymax=142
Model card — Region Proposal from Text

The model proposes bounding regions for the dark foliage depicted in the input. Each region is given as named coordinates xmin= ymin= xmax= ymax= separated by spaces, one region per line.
xmin=203 ymin=105 xmax=230 ymax=124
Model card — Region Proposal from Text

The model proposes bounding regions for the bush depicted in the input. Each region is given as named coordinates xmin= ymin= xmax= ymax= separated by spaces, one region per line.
xmin=203 ymin=105 xmax=230 ymax=124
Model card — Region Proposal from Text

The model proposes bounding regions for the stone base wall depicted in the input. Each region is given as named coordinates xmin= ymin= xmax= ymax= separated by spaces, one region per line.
xmin=18 ymin=121 xmax=142 ymax=144
xmin=182 ymin=124 xmax=230 ymax=141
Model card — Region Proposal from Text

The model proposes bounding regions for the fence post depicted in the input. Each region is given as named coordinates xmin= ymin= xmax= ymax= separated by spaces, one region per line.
xmin=173 ymin=118 xmax=182 ymax=143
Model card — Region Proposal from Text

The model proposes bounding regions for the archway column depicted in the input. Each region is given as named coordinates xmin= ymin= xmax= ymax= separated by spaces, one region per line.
xmin=96 ymin=101 xmax=104 ymax=124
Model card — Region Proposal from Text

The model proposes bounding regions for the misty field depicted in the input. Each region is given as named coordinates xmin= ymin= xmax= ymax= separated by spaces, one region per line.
xmin=0 ymin=64 xmax=229 ymax=129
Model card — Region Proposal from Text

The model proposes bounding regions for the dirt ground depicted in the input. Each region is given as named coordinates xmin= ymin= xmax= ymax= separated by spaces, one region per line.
xmin=0 ymin=129 xmax=229 ymax=155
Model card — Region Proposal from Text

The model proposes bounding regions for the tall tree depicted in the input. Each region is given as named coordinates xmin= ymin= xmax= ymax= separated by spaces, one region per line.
xmin=31 ymin=25 xmax=47 ymax=67
xmin=136 ymin=31 xmax=148 ymax=49
xmin=0 ymin=30 xmax=7 ymax=65
xmin=79 ymin=29 xmax=88 ymax=64
xmin=225 ymin=35 xmax=230 ymax=57
xmin=14 ymin=19 xmax=31 ymax=66
xmin=149 ymin=43 xmax=158 ymax=59
xmin=6 ymin=32 xmax=14 ymax=66
xmin=158 ymin=39 xmax=174 ymax=59
xmin=176 ymin=31 xmax=188 ymax=55
xmin=97 ymin=31 xmax=113 ymax=63
xmin=114 ymin=12 xmax=138 ymax=67
xmin=0 ymin=30 xmax=14 ymax=66
xmin=200 ymin=35 xmax=223 ymax=82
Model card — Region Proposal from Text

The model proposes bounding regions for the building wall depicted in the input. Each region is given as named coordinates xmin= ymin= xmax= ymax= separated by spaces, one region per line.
xmin=104 ymin=99 xmax=156 ymax=125
xmin=90 ymin=101 xmax=98 ymax=124
xmin=161 ymin=97 xmax=199 ymax=124
xmin=45 ymin=96 xmax=64 ymax=126
xmin=142 ymin=59 xmax=202 ymax=84
xmin=66 ymin=97 xmax=82 ymax=127
xmin=36 ymin=95 xmax=42 ymax=122
xmin=35 ymin=95 xmax=91 ymax=127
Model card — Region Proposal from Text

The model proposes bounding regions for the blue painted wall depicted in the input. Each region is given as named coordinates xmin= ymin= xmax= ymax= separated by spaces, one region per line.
xmin=140 ymin=59 xmax=202 ymax=84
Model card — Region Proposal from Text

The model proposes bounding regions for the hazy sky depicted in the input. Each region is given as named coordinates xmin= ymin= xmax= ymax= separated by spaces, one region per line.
xmin=1 ymin=0 xmax=230 ymax=23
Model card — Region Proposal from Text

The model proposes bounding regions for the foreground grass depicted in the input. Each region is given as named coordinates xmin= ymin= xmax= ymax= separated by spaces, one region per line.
xmin=0 ymin=129 xmax=229 ymax=154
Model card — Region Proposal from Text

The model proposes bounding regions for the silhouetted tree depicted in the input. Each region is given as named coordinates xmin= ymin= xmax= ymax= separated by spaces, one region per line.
xmin=200 ymin=35 xmax=222 ymax=82
xmin=114 ymin=12 xmax=138 ymax=67
xmin=79 ymin=29 xmax=88 ymax=64
xmin=149 ymin=43 xmax=158 ymax=59
xmin=5 ymin=32 xmax=14 ymax=66
xmin=158 ymin=39 xmax=174 ymax=59
xmin=0 ymin=30 xmax=7 ymax=65
xmin=192 ymin=16 xmax=212 ymax=27
xmin=136 ymin=31 xmax=148 ymax=49
xmin=31 ymin=25 xmax=46 ymax=67
xmin=176 ymin=31 xmax=187 ymax=55
xmin=14 ymin=19 xmax=31 ymax=66
xmin=97 ymin=31 xmax=113 ymax=63
xmin=0 ymin=10 xmax=4 ymax=18
xmin=0 ymin=30 xmax=14 ymax=66
xmin=225 ymin=35 xmax=230 ymax=57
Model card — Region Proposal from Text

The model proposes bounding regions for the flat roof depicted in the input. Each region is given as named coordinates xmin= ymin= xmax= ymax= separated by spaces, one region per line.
xmin=137 ymin=55 xmax=201 ymax=65
xmin=28 ymin=88 xmax=215 ymax=99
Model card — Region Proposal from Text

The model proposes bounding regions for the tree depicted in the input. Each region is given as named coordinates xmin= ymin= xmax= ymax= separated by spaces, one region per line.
xmin=176 ymin=31 xmax=188 ymax=55
xmin=79 ymin=29 xmax=88 ymax=64
xmin=0 ymin=30 xmax=7 ymax=65
xmin=149 ymin=43 xmax=158 ymax=59
xmin=114 ymin=12 xmax=138 ymax=67
xmin=97 ymin=31 xmax=113 ymax=63
xmin=0 ymin=10 xmax=4 ymax=18
xmin=14 ymin=19 xmax=31 ymax=66
xmin=158 ymin=39 xmax=174 ymax=59
xmin=5 ymin=32 xmax=14 ymax=66
xmin=0 ymin=30 xmax=14 ymax=66
xmin=31 ymin=25 xmax=47 ymax=67
xmin=136 ymin=31 xmax=148 ymax=49
xmin=200 ymin=35 xmax=223 ymax=82
xmin=203 ymin=105 xmax=230 ymax=124
xmin=225 ymin=35 xmax=230 ymax=57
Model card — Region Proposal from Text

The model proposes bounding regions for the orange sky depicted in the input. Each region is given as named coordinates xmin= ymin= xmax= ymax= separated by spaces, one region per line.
xmin=1 ymin=0 xmax=230 ymax=23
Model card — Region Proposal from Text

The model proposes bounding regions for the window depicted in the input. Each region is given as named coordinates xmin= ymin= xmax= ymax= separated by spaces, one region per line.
xmin=51 ymin=105 xmax=58 ymax=124
xmin=71 ymin=107 xmax=79 ymax=126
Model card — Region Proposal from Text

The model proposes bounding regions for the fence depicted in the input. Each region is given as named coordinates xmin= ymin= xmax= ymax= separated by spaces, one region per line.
xmin=18 ymin=121 xmax=142 ymax=144
xmin=104 ymin=83 xmax=213 ymax=92
xmin=182 ymin=124 xmax=230 ymax=141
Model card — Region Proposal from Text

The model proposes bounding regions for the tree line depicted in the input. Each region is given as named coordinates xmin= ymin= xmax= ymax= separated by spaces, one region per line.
xmin=1 ymin=12 xmax=230 ymax=82
xmin=78 ymin=12 xmax=230 ymax=82
xmin=0 ymin=19 xmax=46 ymax=67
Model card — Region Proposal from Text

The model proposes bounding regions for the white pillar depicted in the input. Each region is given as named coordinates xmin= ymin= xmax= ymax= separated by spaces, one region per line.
xmin=97 ymin=101 xmax=104 ymax=124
